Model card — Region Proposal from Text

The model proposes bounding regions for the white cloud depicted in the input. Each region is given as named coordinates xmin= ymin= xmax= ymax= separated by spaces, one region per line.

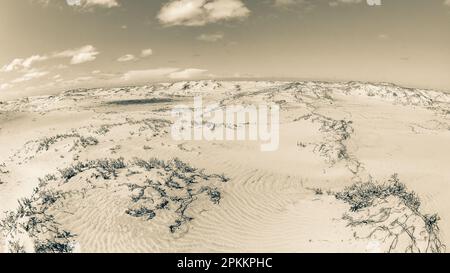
xmin=78 ymin=0 xmax=119 ymax=8
xmin=0 ymin=83 xmax=13 ymax=90
xmin=329 ymin=0 xmax=362 ymax=7
xmin=117 ymin=54 xmax=136 ymax=62
xmin=122 ymin=68 xmax=180 ymax=81
xmin=35 ymin=0 xmax=119 ymax=8
xmin=445 ymin=0 xmax=450 ymax=6
xmin=141 ymin=48 xmax=154 ymax=57
xmin=197 ymin=33 xmax=224 ymax=42
xmin=1 ymin=55 xmax=48 ymax=72
xmin=121 ymin=67 xmax=208 ymax=81
xmin=274 ymin=0 xmax=306 ymax=6
xmin=168 ymin=68 xmax=208 ymax=79
xmin=54 ymin=45 xmax=99 ymax=64
xmin=158 ymin=0 xmax=250 ymax=26
xmin=378 ymin=33 xmax=389 ymax=40
xmin=1 ymin=45 xmax=98 ymax=73
xmin=11 ymin=70 xmax=49 ymax=83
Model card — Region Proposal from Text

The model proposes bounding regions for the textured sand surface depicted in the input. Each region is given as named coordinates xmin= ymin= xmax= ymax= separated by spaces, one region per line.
xmin=0 ymin=81 xmax=448 ymax=253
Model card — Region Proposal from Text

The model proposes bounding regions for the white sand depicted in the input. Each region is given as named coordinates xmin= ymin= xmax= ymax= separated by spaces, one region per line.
xmin=0 ymin=80 xmax=448 ymax=253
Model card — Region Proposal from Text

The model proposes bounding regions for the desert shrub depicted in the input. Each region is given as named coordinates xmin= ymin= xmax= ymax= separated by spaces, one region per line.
xmin=78 ymin=136 xmax=99 ymax=148
xmin=133 ymin=158 xmax=165 ymax=171
xmin=35 ymin=133 xmax=98 ymax=154
xmin=335 ymin=174 xmax=445 ymax=253
xmin=313 ymin=188 xmax=324 ymax=195
xmin=0 ymin=162 xmax=8 ymax=174
xmin=171 ymin=158 xmax=196 ymax=173
xmin=126 ymin=207 xmax=156 ymax=220
xmin=34 ymin=230 xmax=75 ymax=253
xmin=335 ymin=174 xmax=421 ymax=212
xmin=165 ymin=176 xmax=183 ymax=189
xmin=8 ymin=241 xmax=26 ymax=253
xmin=59 ymin=158 xmax=126 ymax=182
xmin=424 ymin=214 xmax=440 ymax=233
xmin=216 ymin=173 xmax=230 ymax=183
xmin=38 ymin=190 xmax=62 ymax=206
xmin=37 ymin=133 xmax=80 ymax=152
xmin=95 ymin=125 xmax=110 ymax=135
xmin=124 ymin=158 xmax=229 ymax=233
xmin=202 ymin=187 xmax=222 ymax=204
xmin=0 ymin=183 xmax=75 ymax=253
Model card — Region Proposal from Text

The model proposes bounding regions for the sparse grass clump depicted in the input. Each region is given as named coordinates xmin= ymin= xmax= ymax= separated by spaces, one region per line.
xmin=35 ymin=133 xmax=98 ymax=153
xmin=133 ymin=158 xmax=166 ymax=171
xmin=93 ymin=118 xmax=171 ymax=137
xmin=201 ymin=186 xmax=222 ymax=204
xmin=302 ymin=114 xmax=354 ymax=165
xmin=335 ymin=174 xmax=445 ymax=253
xmin=335 ymin=174 xmax=420 ymax=212
xmin=37 ymin=133 xmax=80 ymax=152
xmin=95 ymin=125 xmax=110 ymax=135
xmin=125 ymin=207 xmax=156 ymax=220
xmin=1 ymin=156 xmax=229 ymax=251
xmin=34 ymin=230 xmax=75 ymax=253
xmin=215 ymin=173 xmax=230 ymax=183
xmin=59 ymin=158 xmax=126 ymax=182
xmin=0 ymin=185 xmax=75 ymax=253
xmin=124 ymin=158 xmax=229 ymax=233
xmin=0 ymin=162 xmax=8 ymax=174
xmin=313 ymin=188 xmax=323 ymax=195
xmin=78 ymin=136 xmax=99 ymax=148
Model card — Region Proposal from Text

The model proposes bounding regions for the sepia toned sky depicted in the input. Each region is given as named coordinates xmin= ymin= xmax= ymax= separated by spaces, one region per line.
xmin=1 ymin=0 xmax=450 ymax=98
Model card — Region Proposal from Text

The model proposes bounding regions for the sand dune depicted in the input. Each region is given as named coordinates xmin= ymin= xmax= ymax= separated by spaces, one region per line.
xmin=0 ymin=80 xmax=448 ymax=253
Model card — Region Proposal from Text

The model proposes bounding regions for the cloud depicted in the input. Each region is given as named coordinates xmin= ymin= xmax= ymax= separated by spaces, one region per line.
xmin=118 ymin=49 xmax=152 ymax=62
xmin=197 ymin=33 xmax=224 ymax=42
xmin=141 ymin=48 xmax=154 ymax=57
xmin=117 ymin=54 xmax=137 ymax=62
xmin=157 ymin=0 xmax=250 ymax=26
xmin=37 ymin=0 xmax=119 ymax=8
xmin=378 ymin=33 xmax=389 ymax=40
xmin=121 ymin=67 xmax=208 ymax=81
xmin=1 ymin=55 xmax=48 ymax=72
xmin=11 ymin=70 xmax=49 ymax=83
xmin=445 ymin=0 xmax=450 ymax=6
xmin=54 ymin=45 xmax=100 ymax=64
xmin=329 ymin=0 xmax=362 ymax=7
xmin=0 ymin=83 xmax=13 ymax=90
xmin=122 ymin=68 xmax=180 ymax=81
xmin=272 ymin=0 xmax=316 ymax=13
xmin=274 ymin=0 xmax=307 ymax=6
xmin=168 ymin=68 xmax=208 ymax=79
xmin=66 ymin=0 xmax=120 ymax=8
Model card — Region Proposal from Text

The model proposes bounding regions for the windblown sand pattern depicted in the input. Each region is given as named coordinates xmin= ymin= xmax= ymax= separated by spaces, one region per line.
xmin=0 ymin=80 xmax=449 ymax=253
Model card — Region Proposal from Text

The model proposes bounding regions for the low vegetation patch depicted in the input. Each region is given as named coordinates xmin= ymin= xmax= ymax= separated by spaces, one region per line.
xmin=125 ymin=158 xmax=229 ymax=233
xmin=335 ymin=174 xmax=445 ymax=253
xmin=0 ymin=186 xmax=74 ymax=253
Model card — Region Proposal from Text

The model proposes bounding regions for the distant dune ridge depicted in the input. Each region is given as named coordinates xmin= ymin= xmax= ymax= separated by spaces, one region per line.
xmin=0 ymin=80 xmax=449 ymax=253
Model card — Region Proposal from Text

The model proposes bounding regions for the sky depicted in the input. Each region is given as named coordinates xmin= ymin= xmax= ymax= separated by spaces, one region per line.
xmin=0 ymin=0 xmax=450 ymax=99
